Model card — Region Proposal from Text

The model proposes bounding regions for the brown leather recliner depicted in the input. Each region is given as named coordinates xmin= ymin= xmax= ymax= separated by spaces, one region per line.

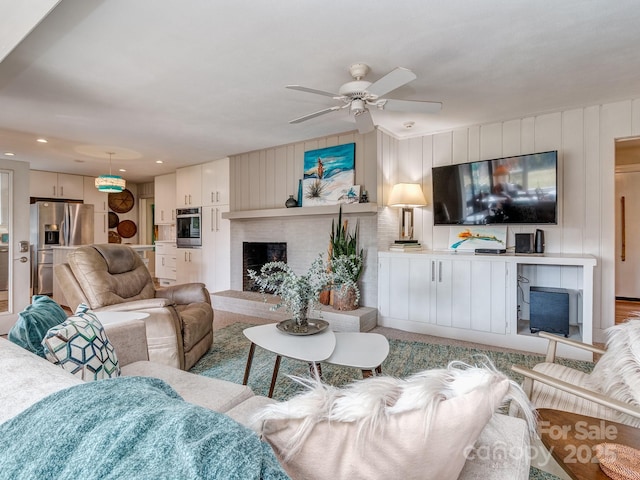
xmin=54 ymin=244 xmax=213 ymax=370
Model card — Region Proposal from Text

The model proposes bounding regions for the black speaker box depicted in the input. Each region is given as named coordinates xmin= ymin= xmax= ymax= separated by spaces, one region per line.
xmin=530 ymin=287 xmax=570 ymax=336
xmin=515 ymin=233 xmax=534 ymax=254
xmin=535 ymin=229 xmax=545 ymax=253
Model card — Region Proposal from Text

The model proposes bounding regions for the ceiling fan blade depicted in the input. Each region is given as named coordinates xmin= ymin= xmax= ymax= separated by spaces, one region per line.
xmin=286 ymin=85 xmax=340 ymax=98
xmin=367 ymin=67 xmax=417 ymax=97
xmin=382 ymin=99 xmax=443 ymax=114
xmin=354 ymin=110 xmax=375 ymax=134
xmin=289 ymin=105 xmax=342 ymax=124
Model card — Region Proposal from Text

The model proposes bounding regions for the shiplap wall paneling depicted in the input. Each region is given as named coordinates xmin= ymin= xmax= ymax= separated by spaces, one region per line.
xmin=534 ymin=113 xmax=563 ymax=254
xmin=480 ymin=122 xmax=503 ymax=160
xmin=599 ymin=101 xmax=632 ymax=331
xmin=421 ymin=135 xmax=435 ymax=250
xmin=561 ymin=109 xmax=586 ymax=254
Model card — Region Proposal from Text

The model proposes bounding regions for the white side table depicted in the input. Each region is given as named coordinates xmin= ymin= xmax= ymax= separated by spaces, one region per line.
xmin=326 ymin=332 xmax=390 ymax=377
xmin=242 ymin=323 xmax=336 ymax=397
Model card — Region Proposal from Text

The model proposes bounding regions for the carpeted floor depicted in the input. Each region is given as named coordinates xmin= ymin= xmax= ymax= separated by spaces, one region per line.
xmin=192 ymin=320 xmax=594 ymax=480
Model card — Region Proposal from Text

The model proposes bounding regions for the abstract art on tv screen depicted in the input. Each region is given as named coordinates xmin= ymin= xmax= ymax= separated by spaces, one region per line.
xmin=302 ymin=143 xmax=355 ymax=206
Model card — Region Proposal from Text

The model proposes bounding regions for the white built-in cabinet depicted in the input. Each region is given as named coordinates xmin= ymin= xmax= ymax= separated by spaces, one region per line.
xmin=83 ymin=176 xmax=108 ymax=244
xmin=379 ymin=253 xmax=507 ymax=335
xmin=202 ymin=205 xmax=230 ymax=293
xmin=154 ymin=173 xmax=176 ymax=225
xmin=176 ymin=247 xmax=203 ymax=284
xmin=30 ymin=171 xmax=84 ymax=200
xmin=378 ymin=250 xmax=598 ymax=360
xmin=202 ymin=157 xmax=229 ymax=206
xmin=176 ymin=165 xmax=202 ymax=208
xmin=155 ymin=242 xmax=177 ymax=286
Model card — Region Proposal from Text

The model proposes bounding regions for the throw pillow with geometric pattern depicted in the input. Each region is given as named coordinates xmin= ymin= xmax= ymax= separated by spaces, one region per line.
xmin=42 ymin=307 xmax=120 ymax=381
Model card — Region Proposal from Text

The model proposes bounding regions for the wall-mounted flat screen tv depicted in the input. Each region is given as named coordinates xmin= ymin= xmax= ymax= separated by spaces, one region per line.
xmin=432 ymin=151 xmax=558 ymax=225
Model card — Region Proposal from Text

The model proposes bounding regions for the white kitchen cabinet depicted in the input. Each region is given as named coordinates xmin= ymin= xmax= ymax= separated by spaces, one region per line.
xmin=83 ymin=176 xmax=109 ymax=244
xmin=155 ymin=242 xmax=177 ymax=284
xmin=176 ymin=247 xmax=203 ymax=284
xmin=154 ymin=173 xmax=176 ymax=225
xmin=30 ymin=171 xmax=84 ymax=200
xmin=82 ymin=176 xmax=108 ymax=212
xmin=202 ymin=205 xmax=230 ymax=293
xmin=176 ymin=164 xmax=202 ymax=208
xmin=202 ymin=157 xmax=229 ymax=206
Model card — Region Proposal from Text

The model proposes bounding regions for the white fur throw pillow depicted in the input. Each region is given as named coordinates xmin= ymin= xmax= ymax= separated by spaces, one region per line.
xmin=254 ymin=361 xmax=535 ymax=480
xmin=588 ymin=318 xmax=640 ymax=426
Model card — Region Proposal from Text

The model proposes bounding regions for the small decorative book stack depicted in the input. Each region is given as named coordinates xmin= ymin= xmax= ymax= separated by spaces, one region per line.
xmin=389 ymin=239 xmax=422 ymax=252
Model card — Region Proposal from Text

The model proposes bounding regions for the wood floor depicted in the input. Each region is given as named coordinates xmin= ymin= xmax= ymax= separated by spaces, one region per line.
xmin=616 ymin=299 xmax=640 ymax=324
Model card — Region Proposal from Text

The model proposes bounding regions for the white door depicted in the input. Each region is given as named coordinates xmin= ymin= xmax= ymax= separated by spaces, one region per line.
xmin=616 ymin=171 xmax=640 ymax=299
xmin=0 ymin=159 xmax=31 ymax=334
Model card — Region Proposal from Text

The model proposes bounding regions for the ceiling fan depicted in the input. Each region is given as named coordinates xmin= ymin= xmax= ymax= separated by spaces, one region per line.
xmin=286 ymin=63 xmax=442 ymax=134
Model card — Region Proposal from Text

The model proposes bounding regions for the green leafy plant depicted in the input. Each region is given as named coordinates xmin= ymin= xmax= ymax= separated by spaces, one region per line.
xmin=329 ymin=206 xmax=364 ymax=282
xmin=248 ymin=256 xmax=331 ymax=323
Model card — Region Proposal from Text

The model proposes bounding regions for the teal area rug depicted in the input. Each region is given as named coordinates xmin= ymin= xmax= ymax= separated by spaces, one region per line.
xmin=191 ymin=322 xmax=595 ymax=480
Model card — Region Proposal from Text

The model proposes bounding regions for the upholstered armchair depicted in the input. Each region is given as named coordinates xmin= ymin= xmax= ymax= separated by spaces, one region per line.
xmin=511 ymin=325 xmax=640 ymax=426
xmin=54 ymin=244 xmax=213 ymax=371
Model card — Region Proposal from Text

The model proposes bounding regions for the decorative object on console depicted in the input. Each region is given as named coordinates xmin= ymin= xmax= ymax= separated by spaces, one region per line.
xmin=284 ymin=195 xmax=298 ymax=208
xmin=95 ymin=152 xmax=126 ymax=193
xmin=448 ymin=226 xmax=507 ymax=251
xmin=302 ymin=143 xmax=355 ymax=207
xmin=515 ymin=233 xmax=535 ymax=254
xmin=535 ymin=228 xmax=545 ymax=253
xmin=388 ymin=183 xmax=427 ymax=240
xmin=248 ymin=257 xmax=331 ymax=334
xmin=389 ymin=241 xmax=422 ymax=251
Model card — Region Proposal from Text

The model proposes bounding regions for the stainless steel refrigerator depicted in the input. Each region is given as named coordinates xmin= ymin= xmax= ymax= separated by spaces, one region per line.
xmin=30 ymin=201 xmax=94 ymax=295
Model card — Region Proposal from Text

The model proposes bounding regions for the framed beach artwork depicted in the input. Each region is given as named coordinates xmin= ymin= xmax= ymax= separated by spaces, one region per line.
xmin=448 ymin=226 xmax=507 ymax=251
xmin=302 ymin=143 xmax=355 ymax=206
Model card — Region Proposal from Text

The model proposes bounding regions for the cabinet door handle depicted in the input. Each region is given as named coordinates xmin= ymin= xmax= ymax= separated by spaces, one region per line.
xmin=60 ymin=186 xmax=63 ymax=196
xmin=439 ymin=261 xmax=443 ymax=283
xmin=184 ymin=195 xmax=188 ymax=205
xmin=162 ymin=257 xmax=165 ymax=266
xmin=161 ymin=210 xmax=164 ymax=221
xmin=103 ymin=214 xmax=106 ymax=233
xmin=53 ymin=186 xmax=56 ymax=196
xmin=211 ymin=192 xmax=214 ymax=203
xmin=211 ymin=208 xmax=214 ymax=232
xmin=189 ymin=194 xmax=192 ymax=205
xmin=216 ymin=191 xmax=220 ymax=202
xmin=431 ymin=260 xmax=435 ymax=282
xmin=188 ymin=252 xmax=191 ymax=262
xmin=215 ymin=208 xmax=219 ymax=231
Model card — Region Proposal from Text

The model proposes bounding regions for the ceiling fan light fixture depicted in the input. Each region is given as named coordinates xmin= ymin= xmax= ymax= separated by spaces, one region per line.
xmin=95 ymin=152 xmax=126 ymax=193
xmin=351 ymin=98 xmax=365 ymax=114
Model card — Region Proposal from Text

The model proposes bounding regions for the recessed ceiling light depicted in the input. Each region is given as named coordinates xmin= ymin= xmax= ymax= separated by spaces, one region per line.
xmin=119 ymin=168 xmax=126 ymax=172
xmin=155 ymin=160 xmax=163 ymax=164
xmin=36 ymin=138 xmax=48 ymax=143
xmin=4 ymin=152 xmax=15 ymax=156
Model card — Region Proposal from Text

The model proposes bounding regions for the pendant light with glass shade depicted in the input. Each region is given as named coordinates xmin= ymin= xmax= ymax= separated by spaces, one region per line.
xmin=95 ymin=152 xmax=126 ymax=193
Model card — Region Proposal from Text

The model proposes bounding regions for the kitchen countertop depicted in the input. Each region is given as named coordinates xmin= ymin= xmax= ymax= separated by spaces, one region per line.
xmin=52 ymin=244 xmax=155 ymax=251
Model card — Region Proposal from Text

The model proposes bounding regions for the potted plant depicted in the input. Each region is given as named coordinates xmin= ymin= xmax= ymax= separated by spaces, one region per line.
xmin=325 ymin=206 xmax=365 ymax=310
xmin=247 ymin=256 xmax=331 ymax=330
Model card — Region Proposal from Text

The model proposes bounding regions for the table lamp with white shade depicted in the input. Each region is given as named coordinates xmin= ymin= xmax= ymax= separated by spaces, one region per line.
xmin=389 ymin=183 xmax=427 ymax=240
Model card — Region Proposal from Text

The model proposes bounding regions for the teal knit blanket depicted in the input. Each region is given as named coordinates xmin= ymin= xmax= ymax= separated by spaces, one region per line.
xmin=0 ymin=376 xmax=290 ymax=480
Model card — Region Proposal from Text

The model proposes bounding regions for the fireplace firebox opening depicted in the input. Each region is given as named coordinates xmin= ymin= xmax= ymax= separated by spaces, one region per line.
xmin=243 ymin=242 xmax=287 ymax=292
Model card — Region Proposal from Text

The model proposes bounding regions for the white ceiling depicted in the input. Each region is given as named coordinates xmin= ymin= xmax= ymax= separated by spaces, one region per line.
xmin=2 ymin=0 xmax=640 ymax=184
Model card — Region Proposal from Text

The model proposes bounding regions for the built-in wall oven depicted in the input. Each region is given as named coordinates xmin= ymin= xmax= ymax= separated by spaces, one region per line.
xmin=176 ymin=207 xmax=201 ymax=247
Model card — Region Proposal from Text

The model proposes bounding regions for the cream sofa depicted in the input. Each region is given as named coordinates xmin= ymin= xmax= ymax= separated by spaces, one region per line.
xmin=1 ymin=319 xmax=532 ymax=479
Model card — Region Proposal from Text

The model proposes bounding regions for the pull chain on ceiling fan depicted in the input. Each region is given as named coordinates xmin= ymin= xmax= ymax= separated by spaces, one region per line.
xmin=286 ymin=63 xmax=442 ymax=134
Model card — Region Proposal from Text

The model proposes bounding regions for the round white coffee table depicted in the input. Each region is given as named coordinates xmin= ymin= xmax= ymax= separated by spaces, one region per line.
xmin=242 ymin=324 xmax=391 ymax=397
